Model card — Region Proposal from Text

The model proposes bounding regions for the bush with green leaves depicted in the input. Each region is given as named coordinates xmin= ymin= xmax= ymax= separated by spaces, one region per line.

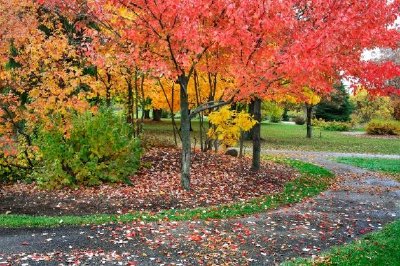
xmin=262 ymin=101 xmax=284 ymax=123
xmin=350 ymin=89 xmax=394 ymax=124
xmin=312 ymin=119 xmax=352 ymax=131
xmin=33 ymin=109 xmax=142 ymax=189
xmin=366 ymin=120 xmax=400 ymax=136
xmin=294 ymin=116 xmax=306 ymax=125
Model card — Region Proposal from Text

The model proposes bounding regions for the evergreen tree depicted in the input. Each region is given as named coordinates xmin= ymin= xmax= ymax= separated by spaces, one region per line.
xmin=315 ymin=83 xmax=354 ymax=122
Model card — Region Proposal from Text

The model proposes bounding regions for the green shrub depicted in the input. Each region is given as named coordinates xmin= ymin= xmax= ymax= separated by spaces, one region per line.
xmin=0 ymin=135 xmax=37 ymax=183
xmin=33 ymin=109 xmax=142 ymax=189
xmin=366 ymin=120 xmax=400 ymax=136
xmin=262 ymin=101 xmax=284 ymax=123
xmin=350 ymin=89 xmax=394 ymax=124
xmin=294 ymin=116 xmax=305 ymax=125
xmin=313 ymin=119 xmax=352 ymax=131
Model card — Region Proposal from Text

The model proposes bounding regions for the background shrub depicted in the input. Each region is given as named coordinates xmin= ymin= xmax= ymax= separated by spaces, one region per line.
xmin=366 ymin=120 xmax=400 ymax=136
xmin=294 ymin=116 xmax=306 ymax=125
xmin=0 ymin=135 xmax=37 ymax=184
xmin=350 ymin=89 xmax=394 ymax=124
xmin=313 ymin=119 xmax=352 ymax=131
xmin=33 ymin=109 xmax=142 ymax=189
xmin=262 ymin=101 xmax=284 ymax=123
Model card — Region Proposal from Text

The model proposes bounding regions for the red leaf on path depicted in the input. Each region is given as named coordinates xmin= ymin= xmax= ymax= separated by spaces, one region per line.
xmin=126 ymin=231 xmax=136 ymax=238
xmin=189 ymin=234 xmax=202 ymax=242
xmin=21 ymin=241 xmax=29 ymax=246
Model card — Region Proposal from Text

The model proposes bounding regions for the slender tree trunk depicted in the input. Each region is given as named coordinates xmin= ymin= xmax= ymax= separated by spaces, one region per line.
xmin=158 ymin=80 xmax=181 ymax=145
xmin=179 ymin=75 xmax=191 ymax=190
xmin=193 ymin=70 xmax=204 ymax=151
xmin=252 ymin=98 xmax=262 ymax=171
xmin=204 ymin=72 xmax=217 ymax=151
xmin=306 ymin=104 xmax=313 ymax=139
xmin=106 ymin=72 xmax=112 ymax=107
xmin=134 ymin=69 xmax=140 ymax=137
xmin=239 ymin=129 xmax=244 ymax=158
xmin=153 ymin=109 xmax=162 ymax=121
xmin=139 ymin=74 xmax=146 ymax=132
xmin=126 ymin=78 xmax=134 ymax=136
xmin=245 ymin=101 xmax=255 ymax=140
xmin=188 ymin=110 xmax=193 ymax=131
xmin=144 ymin=110 xmax=150 ymax=119
xmin=106 ymin=86 xmax=111 ymax=107
xmin=170 ymin=84 xmax=179 ymax=145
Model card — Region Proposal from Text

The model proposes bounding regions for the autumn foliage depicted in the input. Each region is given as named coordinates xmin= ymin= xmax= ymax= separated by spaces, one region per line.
xmin=1 ymin=0 xmax=399 ymax=189
xmin=208 ymin=106 xmax=257 ymax=147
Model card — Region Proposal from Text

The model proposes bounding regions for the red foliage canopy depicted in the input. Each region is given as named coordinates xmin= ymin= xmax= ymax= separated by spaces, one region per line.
xmin=38 ymin=0 xmax=400 ymax=97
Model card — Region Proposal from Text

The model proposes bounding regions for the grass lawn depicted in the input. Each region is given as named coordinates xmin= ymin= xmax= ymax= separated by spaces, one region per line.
xmin=0 ymin=159 xmax=333 ymax=228
xmin=336 ymin=157 xmax=400 ymax=181
xmin=283 ymin=219 xmax=400 ymax=266
xmin=336 ymin=157 xmax=400 ymax=174
xmin=142 ymin=120 xmax=400 ymax=155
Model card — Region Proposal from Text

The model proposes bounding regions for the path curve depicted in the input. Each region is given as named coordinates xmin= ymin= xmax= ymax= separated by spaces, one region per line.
xmin=0 ymin=150 xmax=399 ymax=265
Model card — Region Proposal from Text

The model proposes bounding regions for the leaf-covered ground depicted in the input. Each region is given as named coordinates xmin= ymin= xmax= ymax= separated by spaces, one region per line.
xmin=0 ymin=148 xmax=297 ymax=216
xmin=0 ymin=151 xmax=398 ymax=265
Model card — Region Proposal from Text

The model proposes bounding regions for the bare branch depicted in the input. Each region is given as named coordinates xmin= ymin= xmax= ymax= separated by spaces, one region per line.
xmin=189 ymin=99 xmax=233 ymax=119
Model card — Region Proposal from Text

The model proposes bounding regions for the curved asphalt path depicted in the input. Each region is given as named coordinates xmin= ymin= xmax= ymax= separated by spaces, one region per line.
xmin=0 ymin=150 xmax=399 ymax=265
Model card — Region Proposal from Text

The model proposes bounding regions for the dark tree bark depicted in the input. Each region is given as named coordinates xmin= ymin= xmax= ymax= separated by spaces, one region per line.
xmin=239 ymin=130 xmax=244 ymax=158
xmin=126 ymin=76 xmax=134 ymax=135
xmin=188 ymin=110 xmax=193 ymax=131
xmin=134 ymin=69 xmax=141 ymax=137
xmin=152 ymin=109 xmax=162 ymax=121
xmin=144 ymin=110 xmax=150 ymax=119
xmin=251 ymin=98 xmax=262 ymax=171
xmin=105 ymin=72 xmax=112 ymax=107
xmin=193 ymin=70 xmax=204 ymax=151
xmin=179 ymin=75 xmax=191 ymax=190
xmin=245 ymin=101 xmax=255 ymax=140
xmin=306 ymin=104 xmax=313 ymax=138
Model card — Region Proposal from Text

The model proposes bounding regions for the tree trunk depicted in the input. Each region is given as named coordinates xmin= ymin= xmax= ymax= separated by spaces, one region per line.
xmin=153 ymin=109 xmax=162 ymax=121
xmin=188 ymin=110 xmax=193 ymax=131
xmin=126 ymin=77 xmax=134 ymax=136
xmin=252 ymin=98 xmax=262 ymax=171
xmin=106 ymin=72 xmax=112 ymax=107
xmin=239 ymin=129 xmax=244 ymax=158
xmin=245 ymin=101 xmax=255 ymax=140
xmin=179 ymin=75 xmax=191 ymax=190
xmin=106 ymin=86 xmax=111 ymax=107
xmin=144 ymin=110 xmax=150 ymax=119
xmin=205 ymin=122 xmax=214 ymax=151
xmin=193 ymin=70 xmax=204 ymax=151
xmin=306 ymin=104 xmax=313 ymax=139
xmin=134 ymin=69 xmax=140 ymax=137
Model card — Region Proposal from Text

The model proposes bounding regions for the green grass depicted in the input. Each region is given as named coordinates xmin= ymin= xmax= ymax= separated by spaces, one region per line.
xmin=336 ymin=157 xmax=400 ymax=181
xmin=336 ymin=157 xmax=400 ymax=174
xmin=0 ymin=159 xmax=333 ymax=228
xmin=142 ymin=120 xmax=400 ymax=155
xmin=283 ymin=219 xmax=400 ymax=266
xmin=259 ymin=123 xmax=399 ymax=155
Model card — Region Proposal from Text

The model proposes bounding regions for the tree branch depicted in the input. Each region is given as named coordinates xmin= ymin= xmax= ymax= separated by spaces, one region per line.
xmin=189 ymin=99 xmax=232 ymax=119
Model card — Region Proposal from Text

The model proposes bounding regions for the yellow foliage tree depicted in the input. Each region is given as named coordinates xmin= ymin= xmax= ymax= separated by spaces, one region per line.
xmin=208 ymin=106 xmax=256 ymax=156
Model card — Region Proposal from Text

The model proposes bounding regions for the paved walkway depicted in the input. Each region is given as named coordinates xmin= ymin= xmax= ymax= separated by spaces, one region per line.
xmin=0 ymin=151 xmax=399 ymax=265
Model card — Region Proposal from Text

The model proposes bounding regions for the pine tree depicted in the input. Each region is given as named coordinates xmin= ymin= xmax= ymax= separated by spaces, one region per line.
xmin=315 ymin=83 xmax=354 ymax=122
